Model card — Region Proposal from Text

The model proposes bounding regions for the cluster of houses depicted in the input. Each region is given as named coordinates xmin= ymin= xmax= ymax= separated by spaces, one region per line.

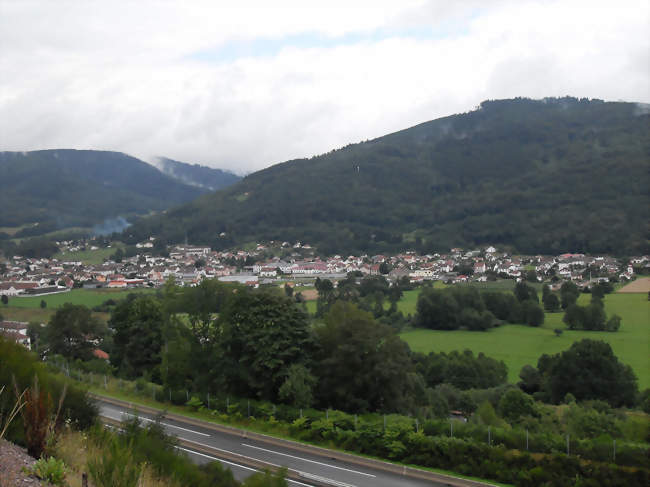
xmin=0 ymin=239 xmax=647 ymax=300
xmin=0 ymin=320 xmax=30 ymax=349
xmin=0 ymin=239 xmax=647 ymax=351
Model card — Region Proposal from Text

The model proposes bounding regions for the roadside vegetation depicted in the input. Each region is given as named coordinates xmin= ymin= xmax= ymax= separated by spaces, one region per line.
xmin=0 ymin=336 xmax=288 ymax=487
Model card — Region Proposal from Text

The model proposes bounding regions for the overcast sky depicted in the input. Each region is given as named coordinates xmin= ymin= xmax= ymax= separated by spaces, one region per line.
xmin=1 ymin=1 xmax=648 ymax=174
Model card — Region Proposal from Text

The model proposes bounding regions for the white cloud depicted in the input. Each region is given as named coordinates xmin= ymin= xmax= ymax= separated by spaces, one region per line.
xmin=0 ymin=0 xmax=648 ymax=174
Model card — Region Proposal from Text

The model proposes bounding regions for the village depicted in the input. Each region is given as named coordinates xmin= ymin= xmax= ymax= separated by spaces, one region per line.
xmin=0 ymin=238 xmax=645 ymax=298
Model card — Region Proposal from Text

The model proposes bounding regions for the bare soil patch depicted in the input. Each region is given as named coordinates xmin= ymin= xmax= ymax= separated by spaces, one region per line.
xmin=0 ymin=439 xmax=44 ymax=487
xmin=299 ymin=289 xmax=319 ymax=301
xmin=617 ymin=277 xmax=650 ymax=293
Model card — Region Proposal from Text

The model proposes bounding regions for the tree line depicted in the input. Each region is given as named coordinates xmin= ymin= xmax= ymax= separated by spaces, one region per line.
xmin=30 ymin=278 xmax=641 ymax=416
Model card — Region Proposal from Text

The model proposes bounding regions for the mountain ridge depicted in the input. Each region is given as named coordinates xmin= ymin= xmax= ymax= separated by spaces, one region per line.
xmin=0 ymin=149 xmax=236 ymax=238
xmin=125 ymin=97 xmax=649 ymax=255
xmin=152 ymin=157 xmax=241 ymax=191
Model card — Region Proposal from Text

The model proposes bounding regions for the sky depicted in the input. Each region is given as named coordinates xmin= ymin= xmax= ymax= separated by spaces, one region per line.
xmin=1 ymin=0 xmax=648 ymax=174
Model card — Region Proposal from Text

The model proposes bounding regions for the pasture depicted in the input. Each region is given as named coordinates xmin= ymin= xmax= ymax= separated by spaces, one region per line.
xmin=53 ymin=243 xmax=124 ymax=265
xmin=7 ymin=287 xmax=155 ymax=309
xmin=400 ymin=292 xmax=650 ymax=388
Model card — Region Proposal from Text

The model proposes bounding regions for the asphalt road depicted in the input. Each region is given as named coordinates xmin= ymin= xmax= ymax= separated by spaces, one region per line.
xmin=98 ymin=400 xmax=449 ymax=487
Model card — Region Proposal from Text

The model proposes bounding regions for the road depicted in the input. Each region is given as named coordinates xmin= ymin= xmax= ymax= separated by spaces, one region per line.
xmin=97 ymin=398 xmax=469 ymax=487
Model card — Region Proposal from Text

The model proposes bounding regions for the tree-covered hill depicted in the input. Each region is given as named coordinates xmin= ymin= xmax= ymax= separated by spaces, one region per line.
xmin=0 ymin=149 xmax=209 ymax=235
xmin=126 ymin=97 xmax=650 ymax=255
xmin=154 ymin=157 xmax=241 ymax=191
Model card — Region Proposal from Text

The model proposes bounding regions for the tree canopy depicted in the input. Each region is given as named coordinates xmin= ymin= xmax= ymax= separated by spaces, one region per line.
xmin=537 ymin=339 xmax=638 ymax=407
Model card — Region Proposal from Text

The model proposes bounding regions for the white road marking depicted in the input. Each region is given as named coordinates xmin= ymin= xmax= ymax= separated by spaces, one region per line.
xmin=299 ymin=471 xmax=357 ymax=487
xmin=241 ymin=443 xmax=375 ymax=478
xmin=176 ymin=446 xmax=316 ymax=487
xmin=113 ymin=410 xmax=211 ymax=437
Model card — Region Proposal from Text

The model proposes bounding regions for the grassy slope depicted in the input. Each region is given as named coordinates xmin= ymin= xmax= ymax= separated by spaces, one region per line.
xmin=0 ymin=306 xmax=54 ymax=323
xmin=7 ymin=288 xmax=155 ymax=309
xmin=52 ymin=244 xmax=123 ymax=265
xmin=400 ymin=292 xmax=650 ymax=388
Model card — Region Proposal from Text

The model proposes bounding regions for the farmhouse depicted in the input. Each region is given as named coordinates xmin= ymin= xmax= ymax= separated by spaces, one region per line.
xmin=0 ymin=321 xmax=31 ymax=349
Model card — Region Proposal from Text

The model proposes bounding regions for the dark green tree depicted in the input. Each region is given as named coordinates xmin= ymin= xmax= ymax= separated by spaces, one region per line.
xmin=415 ymin=350 xmax=507 ymax=390
xmin=514 ymin=281 xmax=538 ymax=303
xmin=217 ymin=290 xmax=313 ymax=401
xmin=521 ymin=299 xmax=545 ymax=326
xmin=537 ymin=339 xmax=638 ymax=407
xmin=1 ymin=295 xmax=8 ymax=306
xmin=278 ymin=363 xmax=316 ymax=408
xmin=110 ymin=295 xmax=164 ymax=379
xmin=518 ymin=364 xmax=542 ymax=394
xmin=45 ymin=304 xmax=106 ymax=360
xmin=498 ymin=389 xmax=537 ymax=422
xmin=543 ymin=292 xmax=560 ymax=312
xmin=560 ymin=281 xmax=580 ymax=309
xmin=314 ymin=301 xmax=417 ymax=412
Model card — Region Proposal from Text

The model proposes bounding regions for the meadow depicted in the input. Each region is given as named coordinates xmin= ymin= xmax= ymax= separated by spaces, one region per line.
xmin=400 ymin=292 xmax=650 ymax=388
xmin=52 ymin=242 xmax=124 ymax=265
xmin=5 ymin=287 xmax=155 ymax=309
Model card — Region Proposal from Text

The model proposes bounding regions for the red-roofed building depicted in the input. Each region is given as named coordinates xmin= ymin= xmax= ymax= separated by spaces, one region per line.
xmin=93 ymin=349 xmax=109 ymax=360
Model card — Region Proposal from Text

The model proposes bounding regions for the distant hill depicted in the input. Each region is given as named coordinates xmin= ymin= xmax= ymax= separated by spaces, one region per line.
xmin=125 ymin=98 xmax=648 ymax=255
xmin=153 ymin=157 xmax=241 ymax=191
xmin=0 ymin=149 xmax=207 ymax=237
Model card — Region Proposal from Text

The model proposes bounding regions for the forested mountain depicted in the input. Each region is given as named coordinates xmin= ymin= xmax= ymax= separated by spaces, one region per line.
xmin=0 ymin=149 xmax=207 ymax=236
xmin=154 ymin=157 xmax=241 ymax=191
xmin=127 ymin=98 xmax=647 ymax=255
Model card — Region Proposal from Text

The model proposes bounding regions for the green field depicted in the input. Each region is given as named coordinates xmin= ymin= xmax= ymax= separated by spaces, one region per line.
xmin=0 ymin=306 xmax=55 ymax=323
xmin=305 ymin=300 xmax=317 ymax=315
xmin=400 ymin=293 xmax=650 ymax=389
xmin=6 ymin=288 xmax=155 ymax=310
xmin=53 ymin=243 xmax=124 ymax=265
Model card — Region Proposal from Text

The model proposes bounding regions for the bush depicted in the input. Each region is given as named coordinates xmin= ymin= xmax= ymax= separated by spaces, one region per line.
xmin=0 ymin=338 xmax=98 ymax=447
xmin=26 ymin=457 xmax=67 ymax=486
xmin=87 ymin=437 xmax=142 ymax=487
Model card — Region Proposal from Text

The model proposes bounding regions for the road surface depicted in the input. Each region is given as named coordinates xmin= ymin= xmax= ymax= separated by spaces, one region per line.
xmin=97 ymin=398 xmax=474 ymax=487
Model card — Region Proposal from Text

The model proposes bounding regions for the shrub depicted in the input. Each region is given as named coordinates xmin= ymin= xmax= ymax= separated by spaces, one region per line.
xmin=186 ymin=395 xmax=203 ymax=411
xmin=18 ymin=375 xmax=67 ymax=458
xmin=87 ymin=437 xmax=142 ymax=487
xmin=26 ymin=457 xmax=67 ymax=486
